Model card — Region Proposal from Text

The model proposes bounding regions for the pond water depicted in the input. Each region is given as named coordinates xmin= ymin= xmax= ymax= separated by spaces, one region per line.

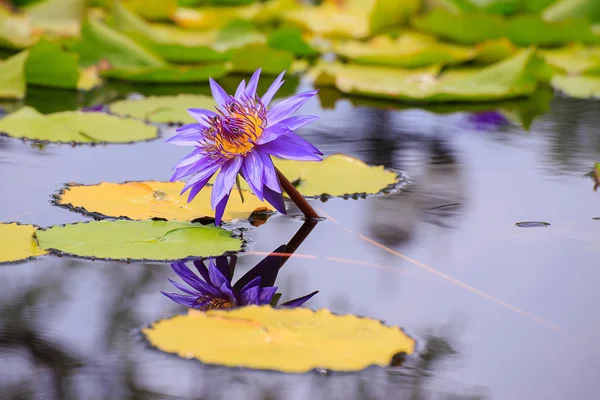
xmin=1 ymin=80 xmax=599 ymax=400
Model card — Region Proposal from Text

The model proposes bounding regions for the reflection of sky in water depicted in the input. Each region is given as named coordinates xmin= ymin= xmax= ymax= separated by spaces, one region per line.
xmin=1 ymin=85 xmax=600 ymax=399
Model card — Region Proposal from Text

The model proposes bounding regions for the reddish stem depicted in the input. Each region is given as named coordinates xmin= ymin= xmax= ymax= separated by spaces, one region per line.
xmin=275 ymin=167 xmax=320 ymax=220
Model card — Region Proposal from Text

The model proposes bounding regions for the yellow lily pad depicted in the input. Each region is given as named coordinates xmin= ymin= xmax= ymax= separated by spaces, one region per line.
xmin=0 ymin=12 xmax=40 ymax=50
xmin=540 ymin=44 xmax=600 ymax=75
xmin=0 ymin=223 xmax=47 ymax=264
xmin=143 ymin=305 xmax=415 ymax=373
xmin=334 ymin=31 xmax=476 ymax=68
xmin=284 ymin=0 xmax=420 ymax=39
xmin=54 ymin=181 xmax=273 ymax=222
xmin=0 ymin=50 xmax=28 ymax=100
xmin=313 ymin=47 xmax=543 ymax=102
xmin=552 ymin=74 xmax=600 ymax=99
xmin=0 ymin=106 xmax=158 ymax=143
xmin=275 ymin=154 xmax=399 ymax=198
xmin=36 ymin=220 xmax=242 ymax=261
xmin=109 ymin=94 xmax=215 ymax=124
xmin=23 ymin=0 xmax=84 ymax=38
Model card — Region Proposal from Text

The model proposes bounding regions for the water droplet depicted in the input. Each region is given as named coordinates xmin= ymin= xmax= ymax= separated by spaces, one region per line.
xmin=184 ymin=353 xmax=194 ymax=359
xmin=153 ymin=190 xmax=168 ymax=201
xmin=315 ymin=368 xmax=330 ymax=376
xmin=515 ymin=221 xmax=550 ymax=228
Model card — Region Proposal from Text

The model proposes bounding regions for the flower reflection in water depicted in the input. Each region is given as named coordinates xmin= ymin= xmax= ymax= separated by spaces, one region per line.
xmin=162 ymin=222 xmax=319 ymax=311
xmin=466 ymin=110 xmax=508 ymax=131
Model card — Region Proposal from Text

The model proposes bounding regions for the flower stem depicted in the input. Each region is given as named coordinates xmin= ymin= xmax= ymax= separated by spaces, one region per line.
xmin=275 ymin=167 xmax=320 ymax=220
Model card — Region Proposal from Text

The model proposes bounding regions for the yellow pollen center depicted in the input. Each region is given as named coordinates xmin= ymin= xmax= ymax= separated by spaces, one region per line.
xmin=217 ymin=114 xmax=264 ymax=156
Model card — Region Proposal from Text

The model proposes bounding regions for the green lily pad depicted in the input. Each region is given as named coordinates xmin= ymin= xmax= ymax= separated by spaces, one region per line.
xmin=552 ymin=74 xmax=600 ymax=99
xmin=215 ymin=19 xmax=265 ymax=50
xmin=0 ymin=11 xmax=40 ymax=50
xmin=100 ymin=62 xmax=229 ymax=83
xmin=23 ymin=0 xmax=84 ymax=37
xmin=412 ymin=8 xmax=600 ymax=45
xmin=229 ymin=44 xmax=293 ymax=74
xmin=25 ymin=39 xmax=80 ymax=89
xmin=36 ymin=220 xmax=242 ymax=261
xmin=0 ymin=50 xmax=28 ymax=100
xmin=109 ymin=94 xmax=215 ymax=124
xmin=267 ymin=26 xmax=318 ymax=57
xmin=284 ymin=0 xmax=420 ymax=39
xmin=71 ymin=16 xmax=166 ymax=69
xmin=540 ymin=44 xmax=600 ymax=75
xmin=0 ymin=106 xmax=158 ymax=143
xmin=542 ymin=0 xmax=600 ymax=24
xmin=122 ymin=0 xmax=178 ymax=22
xmin=334 ymin=31 xmax=475 ymax=68
xmin=313 ymin=48 xmax=543 ymax=102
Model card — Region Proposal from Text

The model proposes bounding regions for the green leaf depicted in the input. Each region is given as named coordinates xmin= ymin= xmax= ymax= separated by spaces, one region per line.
xmin=0 ymin=106 xmax=158 ymax=143
xmin=267 ymin=26 xmax=318 ymax=57
xmin=23 ymin=0 xmax=85 ymax=37
xmin=122 ymin=0 xmax=178 ymax=22
xmin=539 ymin=44 xmax=600 ymax=75
xmin=507 ymin=14 xmax=600 ymax=46
xmin=0 ymin=50 xmax=28 ymax=100
xmin=100 ymin=62 xmax=229 ymax=83
xmin=313 ymin=48 xmax=542 ymax=102
xmin=109 ymin=94 xmax=215 ymax=123
xmin=334 ymin=31 xmax=475 ymax=68
xmin=214 ymin=19 xmax=265 ymax=50
xmin=229 ymin=44 xmax=293 ymax=74
xmin=36 ymin=220 xmax=242 ymax=261
xmin=70 ymin=16 xmax=166 ymax=69
xmin=542 ymin=0 xmax=600 ymax=24
xmin=0 ymin=12 xmax=40 ymax=50
xmin=551 ymin=74 xmax=600 ymax=99
xmin=25 ymin=39 xmax=80 ymax=89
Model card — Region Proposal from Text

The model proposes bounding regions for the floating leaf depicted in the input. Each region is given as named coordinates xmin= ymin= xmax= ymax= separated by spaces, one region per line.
xmin=109 ymin=94 xmax=214 ymax=124
xmin=122 ymin=0 xmax=178 ymax=22
xmin=0 ymin=50 xmax=28 ymax=100
xmin=0 ymin=12 xmax=40 ymax=50
xmin=229 ymin=44 xmax=293 ymax=74
xmin=552 ymin=74 xmax=600 ymax=99
xmin=23 ymin=0 xmax=84 ymax=37
xmin=540 ymin=44 xmax=600 ymax=75
xmin=215 ymin=19 xmax=265 ymax=50
xmin=36 ymin=220 xmax=242 ymax=261
xmin=143 ymin=305 xmax=415 ymax=373
xmin=25 ymin=39 xmax=79 ymax=89
xmin=100 ymin=62 xmax=229 ymax=83
xmin=275 ymin=154 xmax=399 ymax=198
xmin=0 ymin=223 xmax=47 ymax=264
xmin=334 ymin=31 xmax=475 ymax=68
xmin=542 ymin=0 xmax=600 ymax=24
xmin=267 ymin=26 xmax=318 ymax=57
xmin=284 ymin=0 xmax=420 ymax=39
xmin=70 ymin=16 xmax=166 ymax=69
xmin=172 ymin=3 xmax=261 ymax=29
xmin=55 ymin=181 xmax=273 ymax=222
xmin=314 ymin=48 xmax=543 ymax=102
xmin=473 ymin=37 xmax=516 ymax=64
xmin=0 ymin=106 xmax=158 ymax=143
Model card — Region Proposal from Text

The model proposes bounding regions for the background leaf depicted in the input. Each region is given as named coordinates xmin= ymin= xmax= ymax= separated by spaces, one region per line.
xmin=143 ymin=305 xmax=415 ymax=373
xmin=36 ymin=220 xmax=242 ymax=261
xmin=24 ymin=39 xmax=80 ymax=89
xmin=100 ymin=62 xmax=229 ymax=83
xmin=0 ymin=223 xmax=47 ymax=264
xmin=109 ymin=94 xmax=215 ymax=123
xmin=0 ymin=50 xmax=28 ymax=99
xmin=552 ymin=74 xmax=600 ymax=99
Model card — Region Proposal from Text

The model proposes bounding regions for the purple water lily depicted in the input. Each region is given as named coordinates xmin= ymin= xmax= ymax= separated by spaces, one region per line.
xmin=166 ymin=69 xmax=322 ymax=224
xmin=162 ymin=247 xmax=318 ymax=311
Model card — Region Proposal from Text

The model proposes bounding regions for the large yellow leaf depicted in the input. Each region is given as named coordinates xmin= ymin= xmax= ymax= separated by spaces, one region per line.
xmin=143 ymin=305 xmax=415 ymax=373
xmin=275 ymin=154 xmax=399 ymax=198
xmin=0 ymin=223 xmax=47 ymax=264
xmin=55 ymin=181 xmax=272 ymax=222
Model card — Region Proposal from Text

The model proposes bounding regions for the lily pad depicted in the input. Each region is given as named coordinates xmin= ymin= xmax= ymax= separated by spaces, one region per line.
xmin=229 ymin=44 xmax=294 ymax=75
xmin=36 ymin=220 xmax=242 ymax=261
xmin=100 ymin=62 xmax=229 ymax=84
xmin=109 ymin=94 xmax=214 ymax=124
xmin=275 ymin=154 xmax=400 ymax=198
xmin=334 ymin=31 xmax=476 ymax=68
xmin=552 ymin=74 xmax=600 ymax=99
xmin=540 ymin=44 xmax=600 ymax=75
xmin=0 ymin=106 xmax=158 ymax=143
xmin=143 ymin=305 xmax=415 ymax=373
xmin=284 ymin=0 xmax=420 ymax=39
xmin=172 ymin=3 xmax=262 ymax=29
xmin=313 ymin=48 xmax=543 ymax=102
xmin=0 ymin=50 xmax=28 ymax=100
xmin=0 ymin=223 xmax=47 ymax=264
xmin=23 ymin=0 xmax=84 ymax=37
xmin=267 ymin=26 xmax=318 ymax=57
xmin=24 ymin=39 xmax=80 ymax=90
xmin=109 ymin=94 xmax=215 ymax=124
xmin=0 ymin=11 xmax=40 ymax=50
xmin=542 ymin=0 xmax=600 ymax=24
xmin=54 ymin=181 xmax=273 ymax=222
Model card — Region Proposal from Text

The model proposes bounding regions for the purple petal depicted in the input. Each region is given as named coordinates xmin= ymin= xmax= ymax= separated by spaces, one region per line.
xmin=211 ymin=157 xmax=242 ymax=209
xmin=266 ymin=90 xmax=318 ymax=125
xmin=263 ymin=185 xmax=287 ymax=214
xmin=168 ymin=279 xmax=199 ymax=296
xmin=209 ymin=78 xmax=230 ymax=108
xmin=180 ymin=161 xmax=221 ymax=191
xmin=245 ymin=68 xmax=261 ymax=99
xmin=234 ymin=80 xmax=246 ymax=100
xmin=173 ymin=148 xmax=205 ymax=169
xmin=280 ymin=290 xmax=319 ymax=307
xmin=239 ymin=276 xmax=262 ymax=294
xmin=215 ymin=256 xmax=232 ymax=281
xmin=240 ymin=285 xmax=261 ymax=305
xmin=192 ymin=259 xmax=211 ymax=283
xmin=214 ymin=193 xmax=230 ymax=225
xmin=256 ymin=123 xmax=292 ymax=145
xmin=171 ymin=262 xmax=219 ymax=296
xmin=260 ymin=133 xmax=322 ymax=161
xmin=186 ymin=175 xmax=212 ymax=202
xmin=208 ymin=261 xmax=230 ymax=288
xmin=259 ymin=286 xmax=278 ymax=305
xmin=161 ymin=292 xmax=198 ymax=308
xmin=187 ymin=108 xmax=216 ymax=123
xmin=278 ymin=115 xmax=319 ymax=130
xmin=261 ymin=70 xmax=285 ymax=107
xmin=219 ymin=282 xmax=236 ymax=304
xmin=233 ymin=244 xmax=285 ymax=293
xmin=256 ymin=151 xmax=280 ymax=193
xmin=165 ymin=124 xmax=203 ymax=146
xmin=240 ymin=151 xmax=264 ymax=200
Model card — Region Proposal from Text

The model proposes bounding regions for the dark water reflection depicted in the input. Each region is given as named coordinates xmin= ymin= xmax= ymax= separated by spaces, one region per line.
xmin=1 ymin=79 xmax=600 ymax=399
